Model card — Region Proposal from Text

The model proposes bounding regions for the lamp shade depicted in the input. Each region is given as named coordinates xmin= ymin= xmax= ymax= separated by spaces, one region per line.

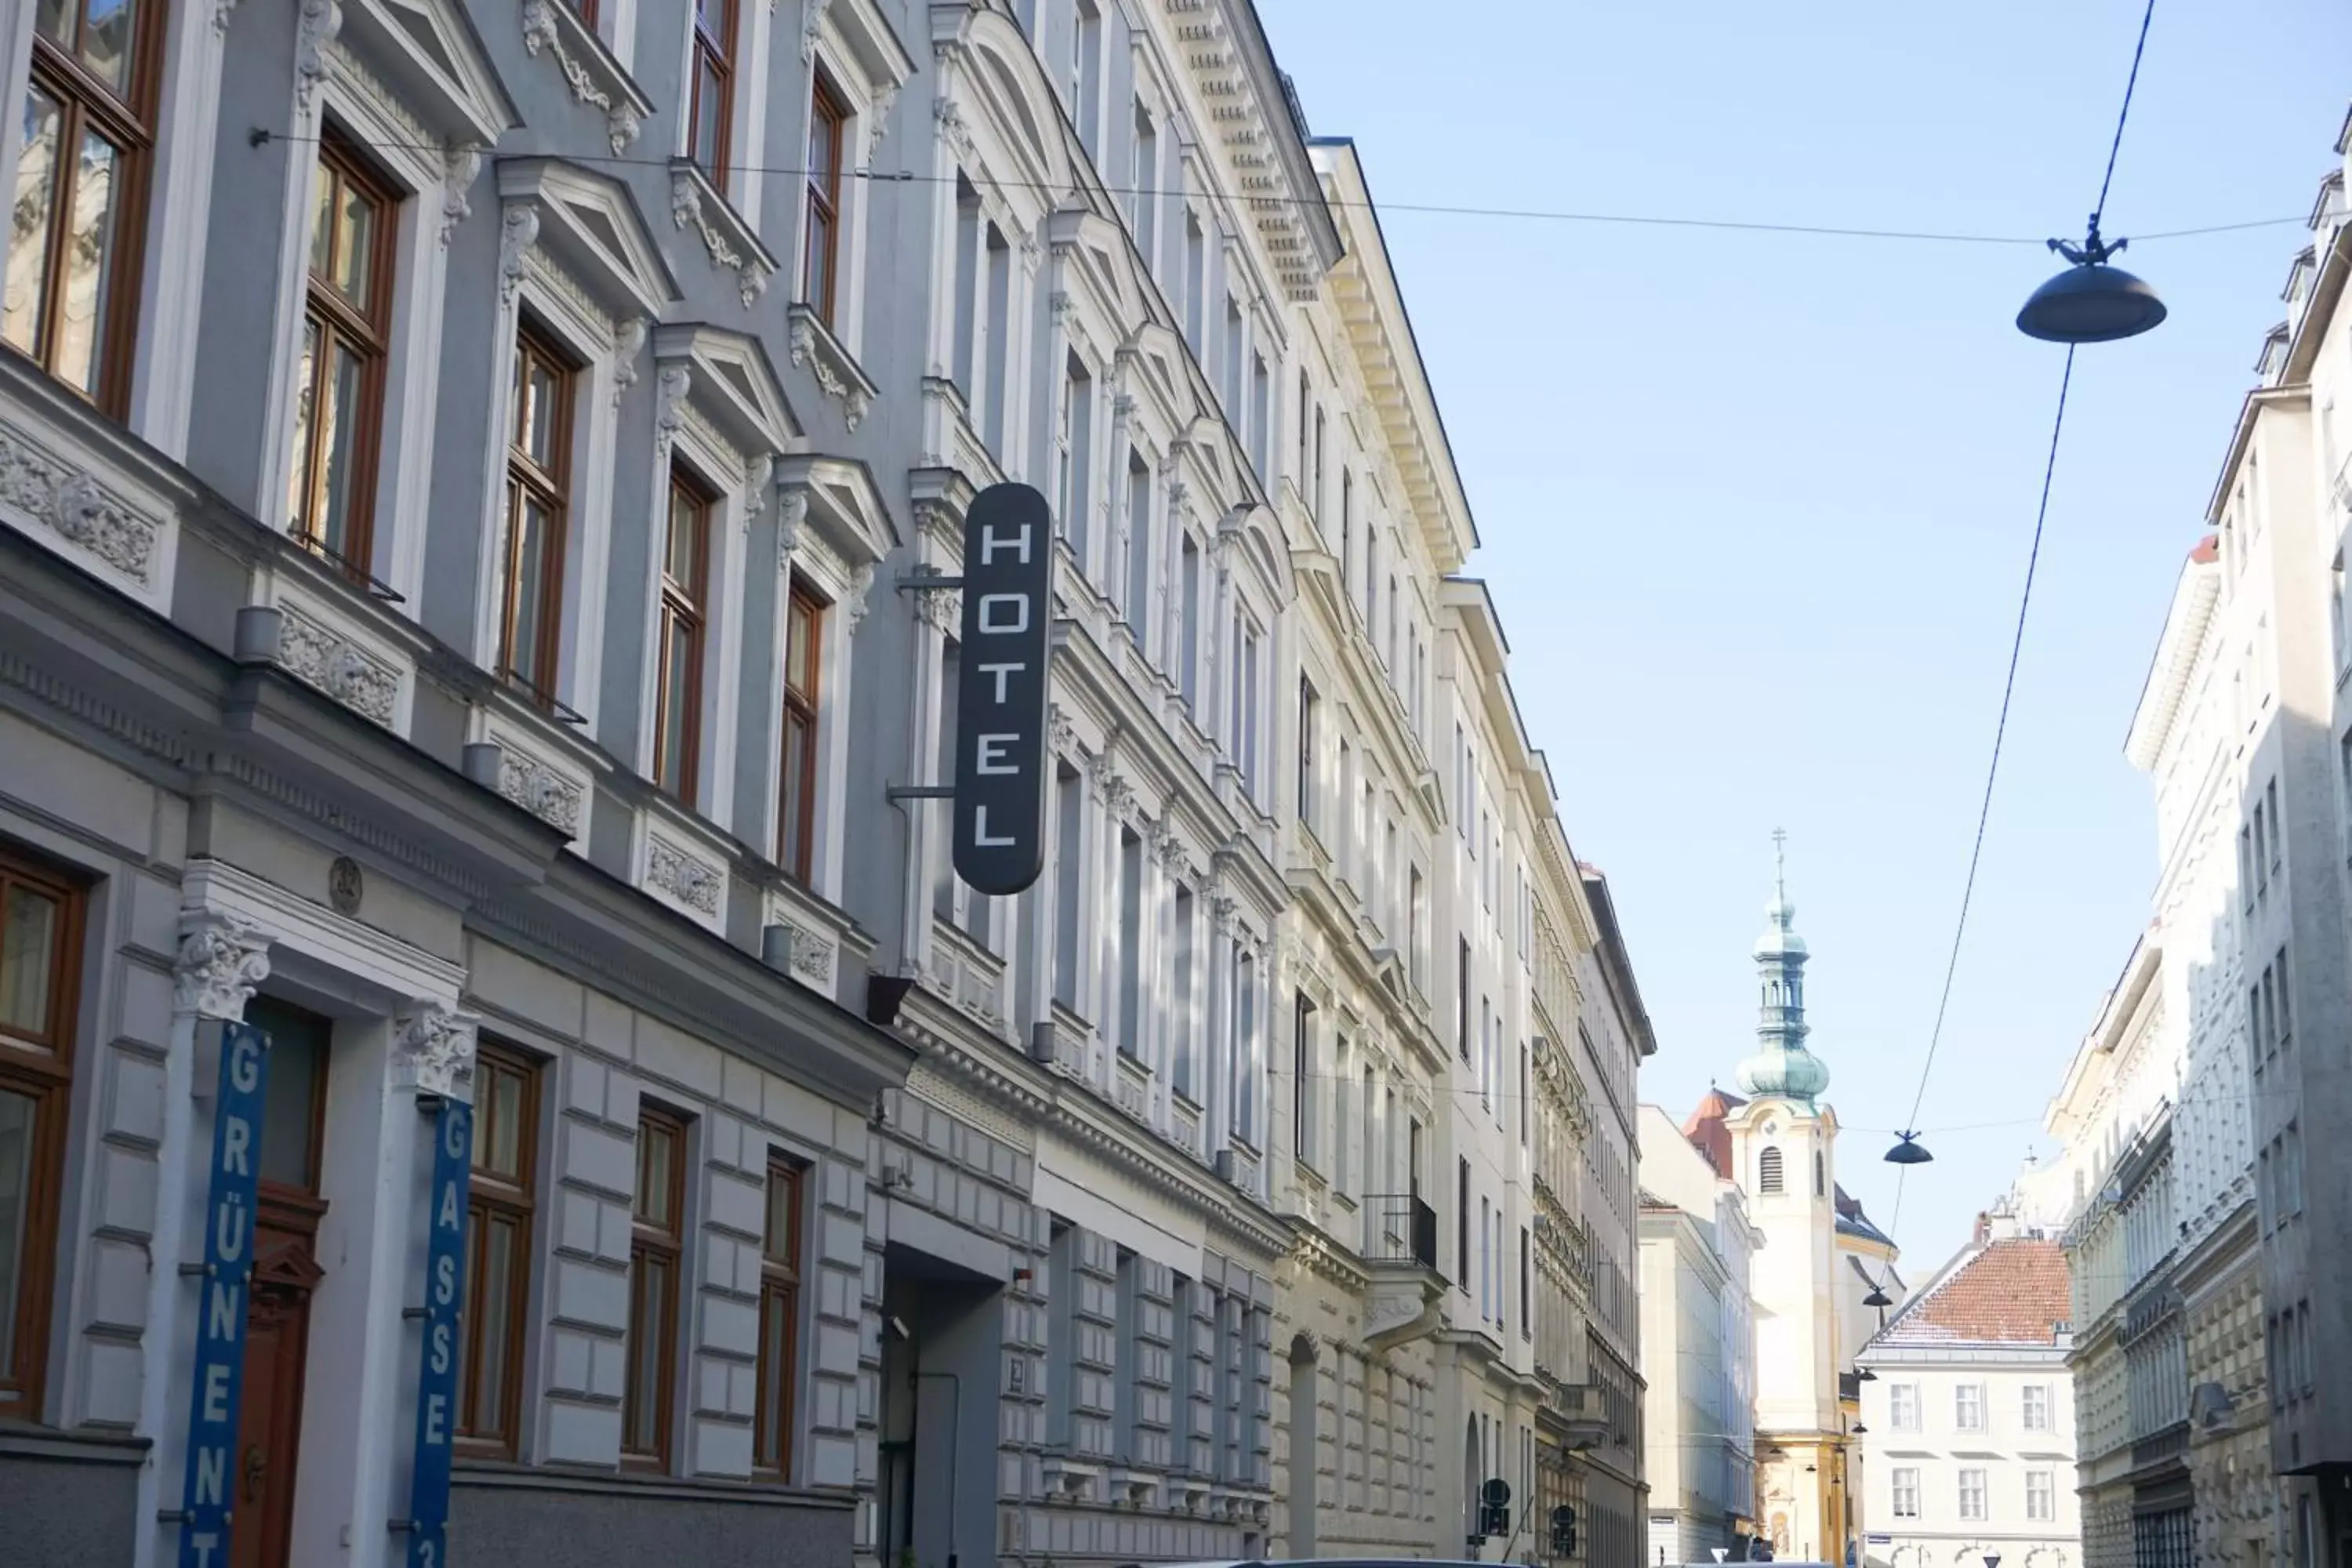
xmin=1862 ymin=1285 xmax=1893 ymax=1308
xmin=1886 ymin=1133 xmax=1933 ymax=1166
xmin=2016 ymin=262 xmax=2167 ymax=343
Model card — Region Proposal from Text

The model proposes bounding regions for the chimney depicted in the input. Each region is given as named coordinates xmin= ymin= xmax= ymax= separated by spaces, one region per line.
xmin=1973 ymin=1212 xmax=1991 ymax=1246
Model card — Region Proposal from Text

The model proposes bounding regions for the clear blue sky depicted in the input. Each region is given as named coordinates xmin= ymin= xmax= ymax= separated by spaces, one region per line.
xmin=1256 ymin=0 xmax=2352 ymax=1272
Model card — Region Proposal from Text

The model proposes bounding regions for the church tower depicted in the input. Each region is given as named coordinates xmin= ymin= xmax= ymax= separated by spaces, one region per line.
xmin=1720 ymin=836 xmax=1853 ymax=1565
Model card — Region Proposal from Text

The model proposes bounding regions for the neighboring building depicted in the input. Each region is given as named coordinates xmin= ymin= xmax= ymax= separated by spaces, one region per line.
xmin=1854 ymin=1222 xmax=2078 ymax=1568
xmin=2042 ymin=938 xmax=2176 ymax=1568
xmin=1639 ymin=1100 xmax=1761 ymax=1566
xmin=0 ymin=8 xmax=1650 ymax=1568
xmin=1687 ymin=849 xmax=1905 ymax=1568
xmin=2035 ymin=107 xmax=2352 ymax=1568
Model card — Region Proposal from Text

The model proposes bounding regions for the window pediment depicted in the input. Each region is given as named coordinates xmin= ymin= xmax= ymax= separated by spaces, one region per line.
xmin=775 ymin=454 xmax=897 ymax=568
xmin=652 ymin=325 xmax=800 ymax=461
xmin=340 ymin=0 xmax=518 ymax=144
xmin=497 ymin=158 xmax=677 ymax=321
xmin=516 ymin=0 xmax=653 ymax=156
xmin=811 ymin=0 xmax=917 ymax=96
xmin=943 ymin=11 xmax=1075 ymax=205
xmin=669 ymin=162 xmax=779 ymax=312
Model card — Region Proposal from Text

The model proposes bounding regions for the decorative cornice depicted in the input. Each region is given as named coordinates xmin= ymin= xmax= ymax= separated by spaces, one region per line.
xmin=175 ymin=913 xmax=273 ymax=1021
xmin=787 ymin=307 xmax=877 ymax=431
xmin=670 ymin=166 xmax=772 ymax=310
xmin=0 ymin=419 xmax=162 ymax=589
xmin=276 ymin=602 xmax=400 ymax=727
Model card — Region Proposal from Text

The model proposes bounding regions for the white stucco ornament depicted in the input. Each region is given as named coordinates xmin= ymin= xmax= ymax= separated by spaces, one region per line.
xmin=174 ymin=914 xmax=273 ymax=1020
xmin=394 ymin=1004 xmax=481 ymax=1100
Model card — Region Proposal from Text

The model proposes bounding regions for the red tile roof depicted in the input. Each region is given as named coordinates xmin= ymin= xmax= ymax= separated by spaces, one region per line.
xmin=1875 ymin=1239 xmax=2070 ymax=1347
xmin=1681 ymin=1087 xmax=1747 ymax=1178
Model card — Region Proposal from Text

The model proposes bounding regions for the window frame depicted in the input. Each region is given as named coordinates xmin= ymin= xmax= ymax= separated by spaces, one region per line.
xmin=497 ymin=320 xmax=579 ymax=706
xmin=1955 ymin=1381 xmax=1984 ymax=1431
xmin=1891 ymin=1467 xmax=1920 ymax=1519
xmin=456 ymin=1041 xmax=542 ymax=1454
xmin=622 ymin=1107 xmax=688 ymax=1470
xmin=753 ymin=1153 xmax=807 ymax=1479
xmin=654 ymin=466 xmax=713 ymax=803
xmin=7 ymin=0 xmax=165 ymax=416
xmin=688 ymin=0 xmax=742 ymax=194
xmin=777 ymin=579 xmax=828 ymax=882
xmin=802 ymin=71 xmax=849 ymax=325
xmin=287 ymin=125 xmax=400 ymax=579
xmin=0 ymin=851 xmax=86 ymax=1421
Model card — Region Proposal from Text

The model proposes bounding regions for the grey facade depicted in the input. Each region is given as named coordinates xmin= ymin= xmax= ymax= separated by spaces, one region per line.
xmin=0 ymin=2 xmax=1657 ymax=1568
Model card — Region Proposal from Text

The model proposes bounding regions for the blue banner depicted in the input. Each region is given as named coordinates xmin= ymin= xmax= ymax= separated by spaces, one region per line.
xmin=407 ymin=1098 xmax=473 ymax=1568
xmin=178 ymin=1022 xmax=270 ymax=1568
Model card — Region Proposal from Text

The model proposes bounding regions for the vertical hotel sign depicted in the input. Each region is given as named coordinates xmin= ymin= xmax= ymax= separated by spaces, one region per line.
xmin=407 ymin=1098 xmax=474 ymax=1568
xmin=179 ymin=1022 xmax=270 ymax=1568
xmin=952 ymin=482 xmax=1054 ymax=898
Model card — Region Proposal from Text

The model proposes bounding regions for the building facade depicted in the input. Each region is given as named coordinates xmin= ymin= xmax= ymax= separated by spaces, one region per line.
xmin=0 ymin=4 xmax=1655 ymax=1568
xmin=1856 ymin=1223 xmax=2079 ymax=1568
xmin=1639 ymin=1101 xmax=1761 ymax=1566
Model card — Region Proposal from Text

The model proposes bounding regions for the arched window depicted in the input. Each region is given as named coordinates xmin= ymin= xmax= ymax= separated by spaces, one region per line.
xmin=1759 ymin=1146 xmax=1784 ymax=1194
xmin=1815 ymin=1150 xmax=1826 ymax=1196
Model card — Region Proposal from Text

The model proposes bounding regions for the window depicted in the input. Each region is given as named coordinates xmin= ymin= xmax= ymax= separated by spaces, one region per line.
xmin=688 ymin=0 xmax=740 ymax=191
xmin=1813 ymin=1149 xmax=1824 ymax=1196
xmin=1457 ymin=1156 xmax=1471 ymax=1288
xmin=754 ymin=1156 xmax=806 ymax=1478
xmin=1069 ymin=0 xmax=1100 ymax=151
xmin=5 ymin=0 xmax=161 ymax=412
xmin=0 ymin=852 xmax=82 ymax=1420
xmin=1892 ymin=1468 xmax=1920 ymax=1519
xmin=1291 ymin=991 xmax=1316 ymax=1170
xmin=2268 ymin=779 xmax=2282 ymax=871
xmin=1955 ymin=1382 xmax=1984 ymax=1430
xmin=2024 ymin=1382 xmax=2051 ymax=1432
xmin=778 ymin=583 xmax=826 ymax=882
xmin=1297 ymin=676 xmax=1319 ymax=834
xmin=498 ymin=325 xmax=576 ymax=702
xmin=2275 ymin=946 xmax=2292 ymax=1050
xmin=458 ymin=1044 xmax=539 ymax=1451
xmin=802 ymin=73 xmax=848 ymax=324
xmin=624 ymin=1109 xmax=687 ymax=1467
xmin=1478 ymin=1196 xmax=1491 ymax=1319
xmin=1889 ymin=1383 xmax=1920 ymax=1432
xmin=1128 ymin=100 xmax=1156 ymax=256
xmin=2027 ymin=1469 xmax=2055 ymax=1522
xmin=1456 ymin=938 xmax=1471 ymax=1062
xmin=1958 ymin=1468 xmax=1987 ymax=1521
xmin=1758 ymin=1146 xmax=1783 ymax=1194
xmin=288 ymin=132 xmax=395 ymax=573
xmin=654 ymin=470 xmax=711 ymax=801
xmin=1519 ymin=1226 xmax=1531 ymax=1337
xmin=1056 ymin=353 xmax=1092 ymax=550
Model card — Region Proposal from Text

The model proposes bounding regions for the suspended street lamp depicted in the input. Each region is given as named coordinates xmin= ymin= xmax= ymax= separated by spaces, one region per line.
xmin=1885 ymin=1131 xmax=1933 ymax=1167
xmin=2016 ymin=216 xmax=2167 ymax=343
xmin=1862 ymin=1283 xmax=1893 ymax=1309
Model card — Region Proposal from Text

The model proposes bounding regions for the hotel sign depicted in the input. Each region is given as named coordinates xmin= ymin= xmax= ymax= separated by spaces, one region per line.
xmin=178 ymin=1022 xmax=271 ymax=1568
xmin=951 ymin=483 xmax=1054 ymax=897
xmin=406 ymin=1098 xmax=474 ymax=1568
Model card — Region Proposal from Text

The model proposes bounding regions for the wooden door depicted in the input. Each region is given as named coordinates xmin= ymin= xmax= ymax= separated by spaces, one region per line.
xmin=232 ymin=1200 xmax=324 ymax=1568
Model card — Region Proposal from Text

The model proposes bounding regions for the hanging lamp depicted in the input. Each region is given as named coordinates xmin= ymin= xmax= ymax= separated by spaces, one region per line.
xmin=2016 ymin=217 xmax=2166 ymax=343
xmin=1886 ymin=1131 xmax=1933 ymax=1166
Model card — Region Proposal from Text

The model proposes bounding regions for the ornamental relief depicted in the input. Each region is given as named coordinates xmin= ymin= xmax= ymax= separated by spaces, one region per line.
xmin=278 ymin=603 xmax=401 ymax=726
xmin=0 ymin=423 xmax=162 ymax=587
xmin=645 ymin=835 xmax=724 ymax=914
xmin=494 ymin=745 xmax=585 ymax=836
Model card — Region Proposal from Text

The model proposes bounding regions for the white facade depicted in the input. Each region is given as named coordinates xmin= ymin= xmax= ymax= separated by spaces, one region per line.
xmin=1858 ymin=1348 xmax=2080 ymax=1568
xmin=1639 ymin=1102 xmax=1761 ymax=1566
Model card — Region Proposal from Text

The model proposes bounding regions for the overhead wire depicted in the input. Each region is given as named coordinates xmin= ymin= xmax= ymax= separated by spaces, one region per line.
xmin=1886 ymin=0 xmax=2161 ymax=1236
xmin=249 ymin=128 xmax=2300 ymax=250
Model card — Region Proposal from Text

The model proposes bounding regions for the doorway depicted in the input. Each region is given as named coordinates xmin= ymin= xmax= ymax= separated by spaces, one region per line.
xmin=877 ymin=1242 xmax=1002 ymax=1568
xmin=231 ymin=997 xmax=332 ymax=1568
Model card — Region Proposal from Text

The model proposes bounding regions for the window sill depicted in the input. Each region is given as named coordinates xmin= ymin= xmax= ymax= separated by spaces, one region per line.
xmin=517 ymin=0 xmax=654 ymax=156
xmin=0 ymin=1423 xmax=151 ymax=1465
xmin=669 ymin=162 xmax=778 ymax=310
xmin=786 ymin=305 xmax=877 ymax=431
xmin=452 ymin=1457 xmax=854 ymax=1509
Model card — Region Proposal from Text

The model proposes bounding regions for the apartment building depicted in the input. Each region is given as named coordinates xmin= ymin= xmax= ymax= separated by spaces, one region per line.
xmin=0 ymin=2 xmax=1652 ymax=1566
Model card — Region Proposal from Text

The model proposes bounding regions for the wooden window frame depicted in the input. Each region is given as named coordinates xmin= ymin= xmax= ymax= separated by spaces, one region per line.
xmin=654 ymin=467 xmax=712 ymax=803
xmin=803 ymin=72 xmax=848 ymax=326
xmin=9 ymin=0 xmax=165 ymax=416
xmin=456 ymin=1041 xmax=540 ymax=1455
xmin=778 ymin=580 xmax=827 ymax=883
xmin=0 ymin=851 xmax=86 ymax=1421
xmin=753 ymin=1155 xmax=807 ymax=1479
xmin=688 ymin=0 xmax=740 ymax=194
xmin=289 ymin=126 xmax=399 ymax=580
xmin=622 ymin=1107 xmax=687 ymax=1470
xmin=497 ymin=321 xmax=578 ymax=706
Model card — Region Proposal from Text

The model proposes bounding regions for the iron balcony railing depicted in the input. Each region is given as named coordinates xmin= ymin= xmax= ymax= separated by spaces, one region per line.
xmin=1362 ymin=1192 xmax=1440 ymax=1272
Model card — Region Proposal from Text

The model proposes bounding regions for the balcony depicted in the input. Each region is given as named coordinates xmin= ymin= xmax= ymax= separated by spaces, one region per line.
xmin=1359 ymin=1193 xmax=1445 ymax=1354
xmin=1539 ymin=1381 xmax=1615 ymax=1452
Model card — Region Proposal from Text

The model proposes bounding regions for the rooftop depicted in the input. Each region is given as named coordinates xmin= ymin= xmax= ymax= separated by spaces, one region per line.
xmin=1871 ymin=1239 xmax=2070 ymax=1348
xmin=1680 ymin=1085 xmax=1747 ymax=1178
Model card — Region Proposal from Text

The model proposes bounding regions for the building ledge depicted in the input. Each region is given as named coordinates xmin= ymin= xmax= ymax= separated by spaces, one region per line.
xmin=0 ymin=1424 xmax=150 ymax=1465
xmin=452 ymin=1459 xmax=853 ymax=1511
